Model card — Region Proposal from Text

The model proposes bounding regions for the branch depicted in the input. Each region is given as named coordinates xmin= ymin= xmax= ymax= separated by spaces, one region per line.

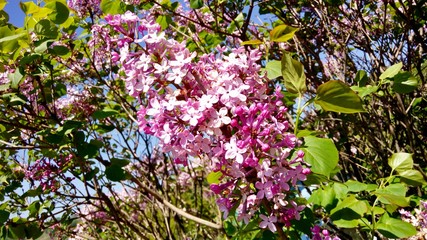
xmin=0 ymin=140 xmax=57 ymax=150
xmin=131 ymin=176 xmax=223 ymax=230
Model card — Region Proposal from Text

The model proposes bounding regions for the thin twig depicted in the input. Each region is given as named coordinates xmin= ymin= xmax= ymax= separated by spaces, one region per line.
xmin=131 ymin=176 xmax=222 ymax=230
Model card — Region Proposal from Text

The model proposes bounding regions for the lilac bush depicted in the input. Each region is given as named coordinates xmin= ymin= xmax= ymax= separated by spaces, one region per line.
xmin=0 ymin=0 xmax=425 ymax=239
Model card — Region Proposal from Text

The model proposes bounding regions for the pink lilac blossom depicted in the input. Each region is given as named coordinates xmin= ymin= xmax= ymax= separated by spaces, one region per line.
xmin=55 ymin=86 xmax=96 ymax=120
xmin=260 ymin=214 xmax=277 ymax=232
xmin=0 ymin=66 xmax=12 ymax=85
xmin=400 ymin=201 xmax=427 ymax=239
xmin=67 ymin=0 xmax=101 ymax=17
xmin=25 ymin=154 xmax=74 ymax=192
xmin=122 ymin=0 xmax=140 ymax=5
xmin=69 ymin=202 xmax=110 ymax=239
xmin=88 ymin=24 xmax=113 ymax=71
xmin=311 ymin=226 xmax=341 ymax=240
xmin=102 ymin=10 xmax=311 ymax=233
xmin=16 ymin=73 xmax=95 ymax=121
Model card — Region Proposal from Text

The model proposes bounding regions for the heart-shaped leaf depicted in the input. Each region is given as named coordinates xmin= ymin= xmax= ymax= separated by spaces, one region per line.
xmin=315 ymin=80 xmax=365 ymax=113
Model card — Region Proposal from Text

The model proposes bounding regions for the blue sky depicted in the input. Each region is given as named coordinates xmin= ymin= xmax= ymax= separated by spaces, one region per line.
xmin=4 ymin=1 xmax=28 ymax=27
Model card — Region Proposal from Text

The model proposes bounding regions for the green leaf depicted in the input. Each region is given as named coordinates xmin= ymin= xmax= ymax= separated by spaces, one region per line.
xmin=25 ymin=222 xmax=43 ymax=239
xmin=261 ymin=230 xmax=276 ymax=239
xmin=0 ymin=32 xmax=26 ymax=44
xmin=281 ymin=52 xmax=307 ymax=94
xmin=0 ymin=10 xmax=9 ymax=25
xmin=366 ymin=184 xmax=378 ymax=191
xmin=304 ymin=173 xmax=328 ymax=185
xmin=315 ymin=80 xmax=365 ymax=113
xmin=57 ymin=120 xmax=83 ymax=135
xmin=330 ymin=196 xmax=369 ymax=228
xmin=344 ymin=180 xmax=368 ymax=192
xmin=20 ymin=1 xmax=39 ymax=14
xmin=20 ymin=2 xmax=53 ymax=19
xmin=296 ymin=129 xmax=325 ymax=138
xmin=399 ymin=169 xmax=427 ymax=186
xmin=350 ymin=85 xmax=378 ymax=98
xmin=156 ymin=15 xmax=172 ymax=30
xmin=189 ymin=0 xmax=203 ymax=9
xmin=46 ymin=133 xmax=64 ymax=144
xmin=333 ymin=183 xmax=348 ymax=199
xmin=35 ymin=39 xmax=54 ymax=53
xmin=224 ymin=221 xmax=237 ymax=236
xmin=227 ymin=12 xmax=244 ymax=34
xmin=9 ymin=70 xmax=23 ymax=89
xmin=355 ymin=70 xmax=368 ymax=87
xmin=241 ymin=216 xmax=260 ymax=234
xmin=333 ymin=219 xmax=359 ymax=228
xmin=308 ymin=185 xmax=336 ymax=210
xmin=207 ymin=171 xmax=222 ymax=184
xmin=22 ymin=188 xmax=43 ymax=198
xmin=290 ymin=207 xmax=315 ymax=235
xmin=34 ymin=7 xmax=54 ymax=19
xmin=54 ymin=82 xmax=67 ymax=97
xmin=110 ymin=158 xmax=130 ymax=167
xmin=380 ymin=62 xmax=402 ymax=80
xmin=375 ymin=183 xmax=409 ymax=207
xmin=388 ymin=152 xmax=413 ymax=173
xmin=27 ymin=201 xmax=41 ymax=218
xmin=84 ymin=167 xmax=99 ymax=180
xmin=9 ymin=95 xmax=26 ymax=105
xmin=0 ymin=0 xmax=6 ymax=11
xmin=94 ymin=124 xmax=115 ymax=133
xmin=100 ymin=0 xmax=125 ymax=14
xmin=0 ymin=26 xmax=23 ymax=53
xmin=331 ymin=195 xmax=368 ymax=218
xmin=376 ymin=183 xmax=406 ymax=196
xmin=241 ymin=39 xmax=263 ymax=45
xmin=377 ymin=213 xmax=417 ymax=238
xmin=0 ymin=210 xmax=9 ymax=224
xmin=105 ymin=165 xmax=129 ymax=182
xmin=52 ymin=45 xmax=70 ymax=56
xmin=265 ymin=60 xmax=281 ymax=80
xmin=34 ymin=19 xmax=58 ymax=39
xmin=376 ymin=193 xmax=409 ymax=207
xmin=302 ymin=136 xmax=339 ymax=177
xmin=77 ymin=142 xmax=99 ymax=158
xmin=92 ymin=108 xmax=119 ymax=119
xmin=19 ymin=53 xmax=42 ymax=66
xmin=372 ymin=206 xmax=385 ymax=215
xmin=270 ymin=24 xmax=298 ymax=42
xmin=392 ymin=71 xmax=418 ymax=93
xmin=46 ymin=1 xmax=69 ymax=24
xmin=9 ymin=224 xmax=26 ymax=239
xmin=198 ymin=31 xmax=222 ymax=48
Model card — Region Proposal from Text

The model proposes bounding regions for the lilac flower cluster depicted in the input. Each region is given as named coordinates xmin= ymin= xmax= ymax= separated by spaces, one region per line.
xmin=55 ymin=86 xmax=96 ymax=120
xmin=25 ymin=154 xmax=74 ymax=192
xmin=98 ymin=10 xmax=311 ymax=232
xmin=0 ymin=66 xmax=12 ymax=85
xmin=67 ymin=0 xmax=101 ymax=17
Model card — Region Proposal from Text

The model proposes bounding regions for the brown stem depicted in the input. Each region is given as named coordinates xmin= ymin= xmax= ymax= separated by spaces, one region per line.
xmin=131 ymin=176 xmax=223 ymax=230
